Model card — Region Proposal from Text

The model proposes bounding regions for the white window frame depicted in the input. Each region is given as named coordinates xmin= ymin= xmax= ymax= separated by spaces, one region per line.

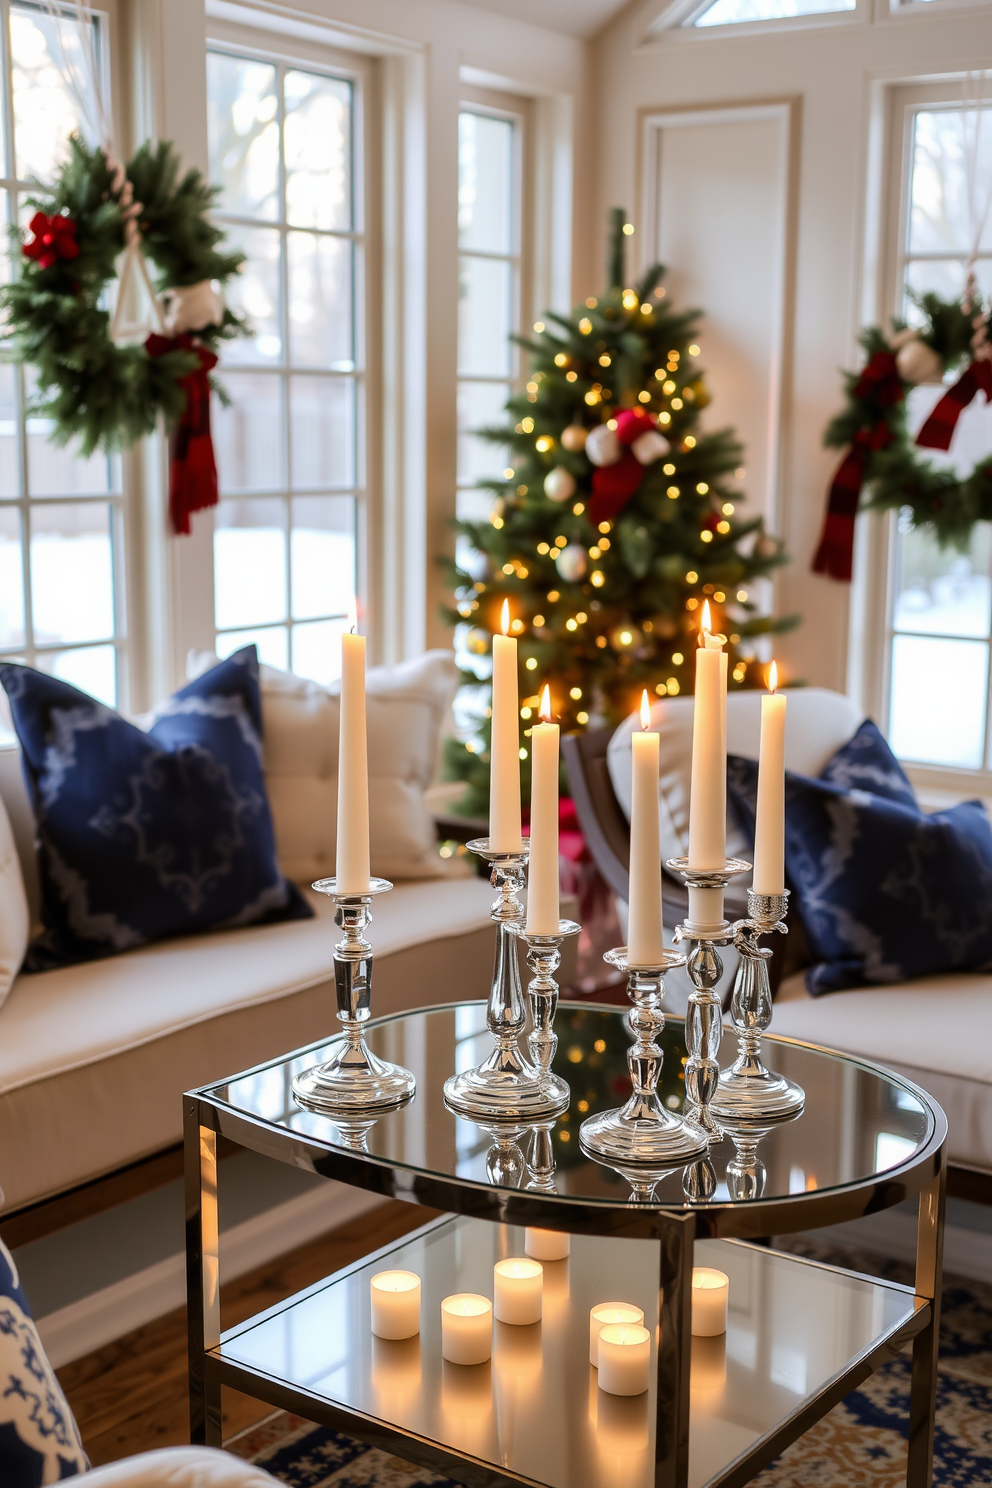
xmin=640 ymin=0 xmax=868 ymax=43
xmin=203 ymin=18 xmax=376 ymax=680
xmin=855 ymin=78 xmax=992 ymax=801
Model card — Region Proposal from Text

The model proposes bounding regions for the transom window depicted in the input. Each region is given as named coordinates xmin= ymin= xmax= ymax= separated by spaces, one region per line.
xmin=689 ymin=0 xmax=854 ymax=26
xmin=885 ymin=101 xmax=992 ymax=776
xmin=207 ymin=49 xmax=361 ymax=686
xmin=0 ymin=2 xmax=124 ymax=737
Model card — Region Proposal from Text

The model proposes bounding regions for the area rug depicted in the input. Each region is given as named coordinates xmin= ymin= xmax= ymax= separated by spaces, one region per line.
xmin=227 ymin=1247 xmax=992 ymax=1488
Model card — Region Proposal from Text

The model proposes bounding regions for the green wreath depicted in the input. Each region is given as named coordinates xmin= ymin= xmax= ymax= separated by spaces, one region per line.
xmin=1 ymin=134 xmax=247 ymax=455
xmin=814 ymin=289 xmax=992 ymax=579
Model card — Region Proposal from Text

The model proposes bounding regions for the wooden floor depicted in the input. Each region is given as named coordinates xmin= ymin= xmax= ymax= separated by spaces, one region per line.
xmin=57 ymin=1199 xmax=431 ymax=1467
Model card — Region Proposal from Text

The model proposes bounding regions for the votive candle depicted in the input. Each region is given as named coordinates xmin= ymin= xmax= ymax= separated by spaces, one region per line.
xmin=589 ymin=1302 xmax=645 ymax=1366
xmin=370 ymin=1270 xmax=421 ymax=1339
xmin=597 ymin=1323 xmax=651 ymax=1397
xmin=441 ymin=1293 xmax=493 ymax=1365
xmin=691 ymin=1268 xmax=729 ymax=1336
xmin=525 ymin=1227 xmax=570 ymax=1261
xmin=494 ymin=1257 xmax=543 ymax=1325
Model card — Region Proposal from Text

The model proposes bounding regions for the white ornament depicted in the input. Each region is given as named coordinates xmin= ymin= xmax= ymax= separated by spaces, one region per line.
xmin=631 ymin=429 xmax=670 ymax=466
xmin=561 ymin=423 xmax=588 ymax=452
xmin=161 ymin=279 xmax=225 ymax=335
xmin=586 ymin=424 xmax=622 ymax=467
xmin=544 ymin=466 xmax=576 ymax=503
xmin=894 ymin=337 xmax=943 ymax=386
xmin=556 ymin=544 xmax=588 ymax=582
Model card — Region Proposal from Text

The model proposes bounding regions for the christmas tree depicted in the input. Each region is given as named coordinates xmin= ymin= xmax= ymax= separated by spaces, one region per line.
xmin=442 ymin=210 xmax=795 ymax=817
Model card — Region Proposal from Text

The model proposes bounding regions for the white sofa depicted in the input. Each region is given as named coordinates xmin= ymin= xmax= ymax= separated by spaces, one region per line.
xmin=0 ymin=654 xmax=498 ymax=1214
xmin=607 ymin=687 xmax=992 ymax=1180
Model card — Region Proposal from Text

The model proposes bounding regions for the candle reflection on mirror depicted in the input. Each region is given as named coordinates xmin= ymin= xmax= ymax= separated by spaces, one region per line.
xmin=370 ymin=1335 xmax=422 ymax=1423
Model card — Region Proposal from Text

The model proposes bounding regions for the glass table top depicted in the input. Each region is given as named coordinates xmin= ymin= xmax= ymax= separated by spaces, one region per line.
xmin=201 ymin=1002 xmax=941 ymax=1231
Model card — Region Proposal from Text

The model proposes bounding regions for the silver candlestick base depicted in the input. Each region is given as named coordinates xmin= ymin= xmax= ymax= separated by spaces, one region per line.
xmin=710 ymin=889 xmax=805 ymax=1121
xmin=509 ymin=918 xmax=581 ymax=1113
xmin=443 ymin=839 xmax=569 ymax=1121
xmin=579 ymin=948 xmax=708 ymax=1165
xmin=293 ymin=878 xmax=416 ymax=1114
xmin=669 ymin=857 xmax=751 ymax=1139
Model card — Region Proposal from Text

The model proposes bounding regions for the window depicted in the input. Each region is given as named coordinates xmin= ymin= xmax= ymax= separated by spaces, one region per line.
xmin=207 ymin=50 xmax=362 ymax=686
xmin=884 ymin=98 xmax=992 ymax=777
xmin=0 ymin=3 xmax=124 ymax=735
xmin=689 ymin=0 xmax=854 ymax=25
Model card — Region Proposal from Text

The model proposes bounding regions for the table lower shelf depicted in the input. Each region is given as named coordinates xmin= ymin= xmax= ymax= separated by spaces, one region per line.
xmin=213 ymin=1215 xmax=925 ymax=1488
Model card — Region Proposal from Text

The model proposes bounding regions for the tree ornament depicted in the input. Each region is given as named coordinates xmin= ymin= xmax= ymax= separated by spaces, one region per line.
xmin=613 ymin=408 xmax=656 ymax=447
xmin=631 ymin=428 xmax=669 ymax=465
xmin=816 ymin=288 xmax=992 ymax=578
xmin=890 ymin=328 xmax=943 ymax=386
xmin=555 ymin=543 xmax=588 ymax=582
xmin=586 ymin=423 xmax=622 ymax=466
xmin=754 ymin=530 xmax=779 ymax=561
xmin=1 ymin=135 xmax=248 ymax=536
xmin=688 ymin=377 xmax=710 ymax=409
xmin=561 ymin=423 xmax=588 ymax=452
xmin=544 ymin=465 xmax=577 ymax=503
xmin=590 ymin=450 xmax=644 ymax=526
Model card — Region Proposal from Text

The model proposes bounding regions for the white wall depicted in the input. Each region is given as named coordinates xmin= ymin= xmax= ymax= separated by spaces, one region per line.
xmin=590 ymin=0 xmax=992 ymax=694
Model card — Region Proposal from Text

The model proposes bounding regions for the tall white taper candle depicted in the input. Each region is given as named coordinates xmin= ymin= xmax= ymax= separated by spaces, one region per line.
xmin=337 ymin=626 xmax=371 ymax=893
xmin=526 ymin=684 xmax=559 ymax=934
xmin=687 ymin=601 xmax=728 ymax=929
xmin=752 ymin=662 xmax=786 ymax=896
xmin=490 ymin=600 xmax=522 ymax=853
xmin=627 ymin=690 xmax=665 ymax=966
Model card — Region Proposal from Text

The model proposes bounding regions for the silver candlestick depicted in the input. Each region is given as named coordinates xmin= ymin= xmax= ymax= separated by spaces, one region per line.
xmin=443 ymin=839 xmax=569 ymax=1120
xmin=669 ymin=857 xmax=751 ymax=1139
xmin=711 ymin=889 xmax=805 ymax=1121
xmin=293 ymin=878 xmax=416 ymax=1113
xmin=579 ymin=948 xmax=708 ymax=1165
xmin=509 ymin=919 xmax=581 ymax=1112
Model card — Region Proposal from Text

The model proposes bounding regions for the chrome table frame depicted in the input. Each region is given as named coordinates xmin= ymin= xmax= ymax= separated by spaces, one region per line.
xmin=184 ymin=1002 xmax=946 ymax=1488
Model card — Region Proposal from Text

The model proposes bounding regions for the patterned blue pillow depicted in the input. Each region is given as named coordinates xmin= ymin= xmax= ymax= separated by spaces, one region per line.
xmin=728 ymin=721 xmax=992 ymax=994
xmin=0 ymin=1235 xmax=88 ymax=1482
xmin=0 ymin=647 xmax=312 ymax=971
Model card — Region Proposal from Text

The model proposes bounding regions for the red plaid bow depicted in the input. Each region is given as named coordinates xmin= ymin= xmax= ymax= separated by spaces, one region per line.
xmin=22 ymin=211 xmax=79 ymax=270
xmin=145 ymin=333 xmax=219 ymax=536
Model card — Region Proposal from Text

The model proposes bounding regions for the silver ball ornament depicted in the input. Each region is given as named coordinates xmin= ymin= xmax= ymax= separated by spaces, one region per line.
xmin=561 ymin=423 xmax=588 ymax=452
xmin=544 ymin=465 xmax=576 ymax=503
xmin=555 ymin=544 xmax=588 ymax=582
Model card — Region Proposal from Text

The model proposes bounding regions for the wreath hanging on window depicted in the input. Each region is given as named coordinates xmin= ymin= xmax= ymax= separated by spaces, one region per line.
xmin=1 ymin=135 xmax=249 ymax=534
xmin=814 ymin=285 xmax=992 ymax=581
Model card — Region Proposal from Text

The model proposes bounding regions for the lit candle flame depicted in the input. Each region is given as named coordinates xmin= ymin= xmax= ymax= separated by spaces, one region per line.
xmin=767 ymin=660 xmax=778 ymax=694
xmin=501 ymin=599 xmax=510 ymax=637
xmin=640 ymin=689 xmax=651 ymax=730
xmin=701 ymin=599 xmax=712 ymax=635
xmin=540 ymin=684 xmax=552 ymax=722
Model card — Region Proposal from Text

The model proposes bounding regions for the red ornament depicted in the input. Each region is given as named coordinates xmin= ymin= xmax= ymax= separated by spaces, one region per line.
xmin=589 ymin=450 xmax=644 ymax=526
xmin=22 ymin=211 xmax=79 ymax=270
xmin=613 ymin=407 xmax=656 ymax=445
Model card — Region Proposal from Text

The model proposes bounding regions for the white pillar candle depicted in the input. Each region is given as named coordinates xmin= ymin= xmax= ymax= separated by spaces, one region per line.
xmin=597 ymin=1323 xmax=651 ymax=1396
xmin=687 ymin=601 xmax=728 ymax=930
xmin=525 ymin=1226 xmax=569 ymax=1261
xmin=441 ymin=1293 xmax=493 ymax=1365
xmin=627 ymin=691 xmax=665 ymax=966
xmin=752 ymin=663 xmax=786 ymax=896
xmin=493 ymin=1257 xmax=543 ymax=1325
xmin=490 ymin=601 xmax=522 ymax=853
xmin=526 ymin=685 xmax=560 ymax=934
xmin=589 ymin=1302 xmax=645 ymax=1366
xmin=370 ymin=1270 xmax=421 ymax=1339
xmin=691 ymin=1267 xmax=729 ymax=1336
xmin=336 ymin=628 xmax=371 ymax=893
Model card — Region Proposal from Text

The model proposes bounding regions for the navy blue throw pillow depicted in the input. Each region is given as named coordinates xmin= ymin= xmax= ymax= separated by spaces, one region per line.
xmin=0 ymin=1235 xmax=88 ymax=1482
xmin=728 ymin=721 xmax=992 ymax=995
xmin=0 ymin=647 xmax=312 ymax=971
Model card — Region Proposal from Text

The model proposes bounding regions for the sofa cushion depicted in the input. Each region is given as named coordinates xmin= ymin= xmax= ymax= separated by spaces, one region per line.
xmin=0 ymin=1235 xmax=88 ymax=1482
xmin=607 ymin=688 xmax=865 ymax=871
xmin=0 ymin=650 xmax=311 ymax=972
xmin=188 ymin=649 xmax=466 ymax=885
xmin=773 ymin=971 xmax=992 ymax=1174
xmin=728 ymin=735 xmax=992 ymax=994
xmin=0 ymin=877 xmax=496 ymax=1211
xmin=0 ymin=789 xmax=28 ymax=1006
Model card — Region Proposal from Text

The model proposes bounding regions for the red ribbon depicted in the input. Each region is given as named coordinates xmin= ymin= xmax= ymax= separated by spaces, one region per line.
xmin=23 ymin=211 xmax=79 ymax=270
xmin=145 ymin=333 xmax=219 ymax=536
xmin=915 ymin=359 xmax=992 ymax=451
xmin=589 ymin=451 xmax=644 ymax=526
xmin=813 ymin=351 xmax=902 ymax=583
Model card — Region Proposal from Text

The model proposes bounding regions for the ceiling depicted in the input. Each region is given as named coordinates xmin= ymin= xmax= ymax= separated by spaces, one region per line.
xmin=454 ymin=0 xmax=633 ymax=40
